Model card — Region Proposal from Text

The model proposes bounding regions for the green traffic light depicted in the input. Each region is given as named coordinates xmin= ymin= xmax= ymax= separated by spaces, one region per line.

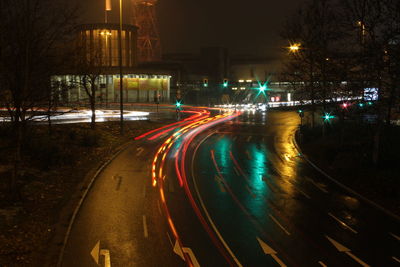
xmin=176 ymin=101 xmax=181 ymax=108
xmin=323 ymin=112 xmax=335 ymax=121
xmin=359 ymin=103 xmax=364 ymax=107
xmin=298 ymin=109 xmax=303 ymax=113
xmin=223 ymin=82 xmax=228 ymax=88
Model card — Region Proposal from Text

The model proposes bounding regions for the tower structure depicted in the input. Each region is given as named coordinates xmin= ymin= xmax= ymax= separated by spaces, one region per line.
xmin=132 ymin=0 xmax=161 ymax=62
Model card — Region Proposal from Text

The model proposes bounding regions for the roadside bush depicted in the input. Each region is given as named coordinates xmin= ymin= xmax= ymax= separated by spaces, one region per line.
xmin=24 ymin=135 xmax=74 ymax=169
xmin=80 ymin=130 xmax=100 ymax=147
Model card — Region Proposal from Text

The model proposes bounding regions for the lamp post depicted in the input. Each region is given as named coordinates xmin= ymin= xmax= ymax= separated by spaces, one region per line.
xmin=118 ymin=0 xmax=124 ymax=134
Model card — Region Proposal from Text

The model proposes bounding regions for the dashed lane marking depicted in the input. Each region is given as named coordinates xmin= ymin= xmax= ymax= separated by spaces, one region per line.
xmin=269 ymin=214 xmax=291 ymax=235
xmin=245 ymin=185 xmax=256 ymax=198
xmin=318 ymin=261 xmax=328 ymax=267
xmin=306 ymin=177 xmax=329 ymax=193
xmin=393 ymin=256 xmax=400 ymax=263
xmin=233 ymin=167 xmax=240 ymax=176
xmin=328 ymin=213 xmax=358 ymax=234
xmin=390 ymin=232 xmax=400 ymax=241
xmin=142 ymin=215 xmax=148 ymax=238
xmin=246 ymin=150 xmax=252 ymax=160
xmin=157 ymin=200 xmax=162 ymax=215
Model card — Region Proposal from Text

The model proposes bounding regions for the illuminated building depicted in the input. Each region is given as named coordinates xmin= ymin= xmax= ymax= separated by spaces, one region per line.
xmin=52 ymin=23 xmax=170 ymax=104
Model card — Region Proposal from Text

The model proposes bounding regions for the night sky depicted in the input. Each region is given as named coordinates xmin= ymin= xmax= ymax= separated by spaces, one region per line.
xmin=82 ymin=0 xmax=306 ymax=58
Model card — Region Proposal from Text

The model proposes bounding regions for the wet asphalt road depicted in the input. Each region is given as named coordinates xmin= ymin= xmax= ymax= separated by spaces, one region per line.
xmin=61 ymin=110 xmax=400 ymax=267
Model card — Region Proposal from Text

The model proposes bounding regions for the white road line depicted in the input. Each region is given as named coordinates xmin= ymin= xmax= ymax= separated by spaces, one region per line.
xmin=393 ymin=256 xmax=400 ymax=263
xmin=390 ymin=232 xmax=400 ymax=241
xmin=215 ymin=175 xmax=226 ymax=192
xmin=262 ymin=137 xmax=265 ymax=143
xmin=136 ymin=147 xmax=144 ymax=156
xmin=192 ymin=133 xmax=243 ymax=267
xmin=296 ymin=187 xmax=311 ymax=199
xmin=246 ymin=136 xmax=252 ymax=142
xmin=328 ymin=213 xmax=358 ymax=234
xmin=318 ymin=261 xmax=328 ymax=267
xmin=142 ymin=184 xmax=146 ymax=198
xmin=142 ymin=215 xmax=148 ymax=238
xmin=166 ymin=232 xmax=174 ymax=248
xmin=307 ymin=178 xmax=329 ymax=193
xmin=245 ymin=185 xmax=256 ymax=198
xmin=233 ymin=167 xmax=240 ymax=176
xmin=157 ymin=200 xmax=162 ymax=215
xmin=269 ymin=214 xmax=291 ymax=235
xmin=233 ymin=136 xmax=237 ymax=141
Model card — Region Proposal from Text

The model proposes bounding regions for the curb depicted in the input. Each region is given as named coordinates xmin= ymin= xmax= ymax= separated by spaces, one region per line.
xmin=56 ymin=141 xmax=134 ymax=267
xmin=293 ymin=129 xmax=400 ymax=222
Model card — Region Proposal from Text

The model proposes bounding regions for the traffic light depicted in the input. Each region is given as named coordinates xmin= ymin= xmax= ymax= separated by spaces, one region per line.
xmin=323 ymin=112 xmax=335 ymax=121
xmin=175 ymin=101 xmax=182 ymax=109
xmin=341 ymin=102 xmax=349 ymax=109
xmin=359 ymin=103 xmax=364 ymax=107
xmin=259 ymin=84 xmax=267 ymax=92
xmin=223 ymin=79 xmax=228 ymax=88
xmin=203 ymin=78 xmax=208 ymax=87
xmin=298 ymin=109 xmax=304 ymax=117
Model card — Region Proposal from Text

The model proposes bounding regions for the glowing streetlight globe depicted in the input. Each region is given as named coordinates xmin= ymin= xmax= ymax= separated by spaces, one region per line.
xmin=289 ymin=43 xmax=301 ymax=52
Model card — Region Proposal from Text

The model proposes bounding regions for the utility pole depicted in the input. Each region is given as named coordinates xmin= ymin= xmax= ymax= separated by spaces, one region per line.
xmin=118 ymin=0 xmax=124 ymax=134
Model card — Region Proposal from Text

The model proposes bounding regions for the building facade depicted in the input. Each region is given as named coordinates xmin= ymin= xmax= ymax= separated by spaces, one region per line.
xmin=52 ymin=23 xmax=170 ymax=104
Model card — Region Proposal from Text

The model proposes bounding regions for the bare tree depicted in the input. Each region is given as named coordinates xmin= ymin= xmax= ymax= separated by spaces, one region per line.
xmin=0 ymin=0 xmax=77 ymax=198
xmin=74 ymin=38 xmax=107 ymax=130
xmin=281 ymin=0 xmax=342 ymax=127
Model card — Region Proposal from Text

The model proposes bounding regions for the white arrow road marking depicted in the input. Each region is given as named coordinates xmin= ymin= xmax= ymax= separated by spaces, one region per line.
xmin=325 ymin=236 xmax=370 ymax=267
xmin=269 ymin=214 xmax=291 ymax=235
xmin=328 ymin=213 xmax=358 ymax=234
xmin=91 ymin=241 xmax=112 ymax=267
xmin=182 ymin=247 xmax=200 ymax=267
xmin=142 ymin=215 xmax=148 ymax=238
xmin=256 ymin=237 xmax=287 ymax=267
xmin=173 ymin=240 xmax=200 ymax=267
xmin=173 ymin=240 xmax=184 ymax=260
xmin=390 ymin=232 xmax=400 ymax=241
xmin=393 ymin=256 xmax=400 ymax=263
xmin=100 ymin=249 xmax=111 ymax=267
xmin=91 ymin=241 xmax=100 ymax=265
xmin=318 ymin=261 xmax=328 ymax=266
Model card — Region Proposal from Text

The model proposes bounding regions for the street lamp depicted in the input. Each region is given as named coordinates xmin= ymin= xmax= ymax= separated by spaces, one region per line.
xmin=289 ymin=43 xmax=301 ymax=53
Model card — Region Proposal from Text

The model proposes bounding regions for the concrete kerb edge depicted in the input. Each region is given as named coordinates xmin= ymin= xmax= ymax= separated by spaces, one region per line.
xmin=293 ymin=128 xmax=400 ymax=222
xmin=56 ymin=141 xmax=134 ymax=267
